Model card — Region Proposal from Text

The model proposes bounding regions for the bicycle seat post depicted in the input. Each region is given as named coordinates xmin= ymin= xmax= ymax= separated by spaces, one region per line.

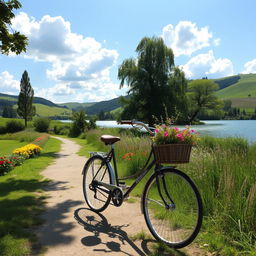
xmin=111 ymin=144 xmax=119 ymax=187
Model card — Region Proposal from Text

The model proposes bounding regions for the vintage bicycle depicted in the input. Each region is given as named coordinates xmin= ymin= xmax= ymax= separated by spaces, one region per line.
xmin=82 ymin=120 xmax=203 ymax=248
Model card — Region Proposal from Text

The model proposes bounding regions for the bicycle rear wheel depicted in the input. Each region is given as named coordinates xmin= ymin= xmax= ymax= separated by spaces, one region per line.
xmin=142 ymin=168 xmax=203 ymax=248
xmin=83 ymin=155 xmax=113 ymax=212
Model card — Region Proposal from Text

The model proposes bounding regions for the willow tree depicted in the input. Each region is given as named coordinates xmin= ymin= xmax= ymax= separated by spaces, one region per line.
xmin=118 ymin=37 xmax=181 ymax=126
xmin=17 ymin=70 xmax=36 ymax=127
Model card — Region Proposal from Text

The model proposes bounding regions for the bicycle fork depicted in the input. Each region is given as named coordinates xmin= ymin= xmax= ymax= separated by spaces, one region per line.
xmin=155 ymin=168 xmax=176 ymax=210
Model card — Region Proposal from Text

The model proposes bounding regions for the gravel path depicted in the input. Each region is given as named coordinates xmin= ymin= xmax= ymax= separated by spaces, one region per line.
xmin=36 ymin=136 xmax=211 ymax=256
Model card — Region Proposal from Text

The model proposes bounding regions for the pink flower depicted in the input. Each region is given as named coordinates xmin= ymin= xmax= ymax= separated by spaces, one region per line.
xmin=190 ymin=129 xmax=195 ymax=133
xmin=176 ymin=133 xmax=184 ymax=141
xmin=155 ymin=129 xmax=159 ymax=133
xmin=164 ymin=131 xmax=169 ymax=137
xmin=174 ymin=127 xmax=179 ymax=131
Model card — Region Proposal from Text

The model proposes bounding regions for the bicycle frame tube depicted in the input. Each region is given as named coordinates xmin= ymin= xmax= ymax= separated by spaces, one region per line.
xmin=123 ymin=149 xmax=156 ymax=198
xmin=111 ymin=144 xmax=120 ymax=186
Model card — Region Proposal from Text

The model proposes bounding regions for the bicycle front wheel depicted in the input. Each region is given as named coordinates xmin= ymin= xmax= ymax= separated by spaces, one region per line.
xmin=83 ymin=155 xmax=113 ymax=212
xmin=142 ymin=168 xmax=203 ymax=248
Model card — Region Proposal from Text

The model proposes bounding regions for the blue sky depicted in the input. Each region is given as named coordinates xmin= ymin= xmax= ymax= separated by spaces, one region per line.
xmin=1 ymin=0 xmax=256 ymax=103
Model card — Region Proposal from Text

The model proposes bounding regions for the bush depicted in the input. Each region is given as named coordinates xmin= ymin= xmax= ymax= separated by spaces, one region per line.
xmin=53 ymin=124 xmax=70 ymax=135
xmin=5 ymin=120 xmax=25 ymax=133
xmin=0 ymin=126 xmax=6 ymax=134
xmin=33 ymin=117 xmax=51 ymax=132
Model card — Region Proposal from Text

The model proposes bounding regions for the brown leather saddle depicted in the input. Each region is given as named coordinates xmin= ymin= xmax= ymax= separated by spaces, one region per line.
xmin=100 ymin=135 xmax=120 ymax=145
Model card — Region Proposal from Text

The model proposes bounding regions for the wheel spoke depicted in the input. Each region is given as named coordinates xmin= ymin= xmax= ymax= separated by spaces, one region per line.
xmin=143 ymin=169 xmax=202 ymax=248
xmin=83 ymin=156 xmax=112 ymax=212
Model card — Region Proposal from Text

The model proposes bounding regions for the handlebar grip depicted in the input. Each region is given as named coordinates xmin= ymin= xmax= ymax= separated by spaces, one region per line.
xmin=120 ymin=120 xmax=133 ymax=125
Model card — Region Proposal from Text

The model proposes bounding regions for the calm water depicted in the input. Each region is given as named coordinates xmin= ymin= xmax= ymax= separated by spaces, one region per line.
xmin=96 ymin=120 xmax=256 ymax=143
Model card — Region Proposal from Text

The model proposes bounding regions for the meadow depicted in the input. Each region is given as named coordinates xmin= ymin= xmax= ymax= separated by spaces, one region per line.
xmin=75 ymin=128 xmax=256 ymax=255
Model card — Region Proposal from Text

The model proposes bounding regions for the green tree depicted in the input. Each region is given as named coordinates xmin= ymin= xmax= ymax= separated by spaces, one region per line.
xmin=118 ymin=36 xmax=183 ymax=126
xmin=69 ymin=110 xmax=87 ymax=137
xmin=2 ymin=105 xmax=16 ymax=118
xmin=0 ymin=0 xmax=28 ymax=55
xmin=17 ymin=70 xmax=36 ymax=127
xmin=187 ymin=79 xmax=222 ymax=123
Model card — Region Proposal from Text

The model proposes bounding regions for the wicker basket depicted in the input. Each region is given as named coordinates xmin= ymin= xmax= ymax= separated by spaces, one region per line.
xmin=153 ymin=144 xmax=192 ymax=164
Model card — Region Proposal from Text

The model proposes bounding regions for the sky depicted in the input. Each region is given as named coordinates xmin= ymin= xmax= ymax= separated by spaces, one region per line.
xmin=1 ymin=0 xmax=256 ymax=103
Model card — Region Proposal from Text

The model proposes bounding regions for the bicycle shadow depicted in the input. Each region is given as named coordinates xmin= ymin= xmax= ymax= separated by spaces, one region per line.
xmin=74 ymin=208 xmax=187 ymax=256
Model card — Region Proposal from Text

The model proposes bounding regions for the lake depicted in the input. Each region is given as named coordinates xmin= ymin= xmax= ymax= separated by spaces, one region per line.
xmin=96 ymin=120 xmax=256 ymax=143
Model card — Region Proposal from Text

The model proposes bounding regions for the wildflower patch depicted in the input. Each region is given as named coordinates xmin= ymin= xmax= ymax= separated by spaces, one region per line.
xmin=13 ymin=144 xmax=42 ymax=158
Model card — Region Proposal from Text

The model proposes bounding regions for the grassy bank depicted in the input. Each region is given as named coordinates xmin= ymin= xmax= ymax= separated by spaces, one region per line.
xmin=0 ymin=137 xmax=61 ymax=256
xmin=75 ymin=128 xmax=256 ymax=255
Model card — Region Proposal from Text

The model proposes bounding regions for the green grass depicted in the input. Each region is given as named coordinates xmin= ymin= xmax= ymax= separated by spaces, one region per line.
xmin=216 ymin=74 xmax=256 ymax=99
xmin=0 ymin=137 xmax=61 ymax=256
xmin=33 ymin=104 xmax=72 ymax=117
xmin=0 ymin=140 xmax=27 ymax=155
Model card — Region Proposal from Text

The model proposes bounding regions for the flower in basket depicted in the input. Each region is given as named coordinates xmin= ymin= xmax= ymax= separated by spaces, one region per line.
xmin=152 ymin=125 xmax=199 ymax=145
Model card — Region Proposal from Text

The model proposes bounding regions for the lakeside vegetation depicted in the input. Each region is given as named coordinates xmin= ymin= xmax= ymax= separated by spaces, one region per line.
xmin=73 ymin=127 xmax=256 ymax=255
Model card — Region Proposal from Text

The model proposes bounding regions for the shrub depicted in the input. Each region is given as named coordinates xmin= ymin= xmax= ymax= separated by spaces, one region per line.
xmin=0 ymin=126 xmax=6 ymax=134
xmin=5 ymin=120 xmax=25 ymax=133
xmin=33 ymin=117 xmax=51 ymax=132
xmin=53 ymin=124 xmax=70 ymax=135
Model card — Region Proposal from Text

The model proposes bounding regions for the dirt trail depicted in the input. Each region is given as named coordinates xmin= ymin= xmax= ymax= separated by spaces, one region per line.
xmin=36 ymin=137 xmax=211 ymax=256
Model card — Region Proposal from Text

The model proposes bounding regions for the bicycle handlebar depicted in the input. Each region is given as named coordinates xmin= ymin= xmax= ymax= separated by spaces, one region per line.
xmin=120 ymin=120 xmax=155 ymax=136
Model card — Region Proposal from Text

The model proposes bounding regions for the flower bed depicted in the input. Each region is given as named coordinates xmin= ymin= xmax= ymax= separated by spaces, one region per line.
xmin=0 ymin=134 xmax=48 ymax=176
xmin=13 ymin=144 xmax=42 ymax=158
xmin=0 ymin=155 xmax=25 ymax=175
xmin=31 ymin=133 xmax=49 ymax=147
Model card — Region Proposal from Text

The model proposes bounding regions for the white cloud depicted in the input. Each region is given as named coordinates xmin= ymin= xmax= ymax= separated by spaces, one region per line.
xmin=0 ymin=71 xmax=20 ymax=94
xmin=242 ymin=59 xmax=256 ymax=74
xmin=181 ymin=50 xmax=233 ymax=79
xmin=161 ymin=21 xmax=214 ymax=56
xmin=10 ymin=12 xmax=120 ymax=102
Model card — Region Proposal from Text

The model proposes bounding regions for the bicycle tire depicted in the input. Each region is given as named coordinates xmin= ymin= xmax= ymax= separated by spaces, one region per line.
xmin=142 ymin=168 xmax=203 ymax=248
xmin=83 ymin=155 xmax=113 ymax=212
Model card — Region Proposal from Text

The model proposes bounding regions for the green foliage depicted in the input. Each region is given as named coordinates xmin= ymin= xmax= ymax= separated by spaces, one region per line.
xmin=69 ymin=110 xmax=87 ymax=137
xmin=17 ymin=71 xmax=36 ymax=127
xmin=53 ymin=123 xmax=70 ymax=135
xmin=5 ymin=119 xmax=24 ymax=133
xmin=187 ymin=79 xmax=222 ymax=123
xmin=2 ymin=105 xmax=16 ymax=118
xmin=0 ymin=0 xmax=28 ymax=55
xmin=33 ymin=117 xmax=51 ymax=132
xmin=118 ymin=36 xmax=187 ymax=126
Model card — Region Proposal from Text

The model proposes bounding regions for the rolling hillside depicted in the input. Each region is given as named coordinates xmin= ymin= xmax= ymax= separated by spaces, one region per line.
xmin=0 ymin=73 xmax=255 ymax=118
xmin=214 ymin=74 xmax=256 ymax=111
xmin=215 ymin=74 xmax=256 ymax=99
xmin=0 ymin=93 xmax=71 ymax=118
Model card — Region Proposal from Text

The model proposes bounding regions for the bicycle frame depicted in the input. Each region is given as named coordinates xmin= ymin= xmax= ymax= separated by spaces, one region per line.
xmin=98 ymin=143 xmax=175 ymax=209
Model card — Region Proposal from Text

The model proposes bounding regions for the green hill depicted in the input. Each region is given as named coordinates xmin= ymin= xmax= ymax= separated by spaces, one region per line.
xmin=0 ymin=93 xmax=71 ymax=119
xmin=214 ymin=74 xmax=256 ymax=111
xmin=58 ymin=102 xmax=95 ymax=110
xmin=215 ymin=74 xmax=256 ymax=99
